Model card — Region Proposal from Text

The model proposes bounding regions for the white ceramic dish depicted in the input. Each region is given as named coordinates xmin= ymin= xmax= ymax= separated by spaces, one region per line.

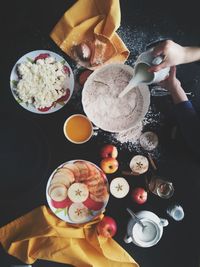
xmin=10 ymin=50 xmax=74 ymax=114
xmin=124 ymin=210 xmax=168 ymax=247
xmin=46 ymin=160 xmax=109 ymax=224
xmin=82 ymin=63 xmax=150 ymax=133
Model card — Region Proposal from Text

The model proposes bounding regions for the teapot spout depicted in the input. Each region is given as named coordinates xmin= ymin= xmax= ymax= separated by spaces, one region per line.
xmin=159 ymin=218 xmax=169 ymax=227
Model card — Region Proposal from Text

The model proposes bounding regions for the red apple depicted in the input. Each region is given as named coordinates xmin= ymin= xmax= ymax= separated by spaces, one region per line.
xmin=78 ymin=69 xmax=93 ymax=86
xmin=96 ymin=216 xmax=117 ymax=238
xmin=131 ymin=187 xmax=148 ymax=204
xmin=100 ymin=157 xmax=119 ymax=174
xmin=100 ymin=144 xmax=118 ymax=159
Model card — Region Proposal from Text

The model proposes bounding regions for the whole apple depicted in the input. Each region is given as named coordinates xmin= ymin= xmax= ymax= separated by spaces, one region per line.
xmin=131 ymin=187 xmax=148 ymax=204
xmin=96 ymin=216 xmax=117 ymax=238
xmin=100 ymin=157 xmax=119 ymax=174
xmin=100 ymin=144 xmax=118 ymax=159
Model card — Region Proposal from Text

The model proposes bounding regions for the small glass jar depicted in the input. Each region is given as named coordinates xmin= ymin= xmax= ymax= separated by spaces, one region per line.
xmin=147 ymin=175 xmax=174 ymax=199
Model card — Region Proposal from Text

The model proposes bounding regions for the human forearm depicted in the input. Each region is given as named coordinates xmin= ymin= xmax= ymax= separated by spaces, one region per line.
xmin=170 ymin=86 xmax=188 ymax=104
xmin=150 ymin=41 xmax=200 ymax=72
xmin=159 ymin=66 xmax=188 ymax=104
xmin=182 ymin=47 xmax=200 ymax=64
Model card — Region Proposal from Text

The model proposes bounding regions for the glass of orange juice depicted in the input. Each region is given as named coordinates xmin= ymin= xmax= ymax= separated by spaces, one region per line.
xmin=63 ymin=114 xmax=96 ymax=144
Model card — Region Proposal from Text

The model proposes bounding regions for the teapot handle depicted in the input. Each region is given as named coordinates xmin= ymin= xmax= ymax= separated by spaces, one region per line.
xmin=160 ymin=218 xmax=169 ymax=227
xmin=124 ymin=234 xmax=132 ymax=244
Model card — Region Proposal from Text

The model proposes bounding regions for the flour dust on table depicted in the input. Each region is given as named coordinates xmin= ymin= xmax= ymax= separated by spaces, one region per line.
xmin=117 ymin=25 xmax=167 ymax=66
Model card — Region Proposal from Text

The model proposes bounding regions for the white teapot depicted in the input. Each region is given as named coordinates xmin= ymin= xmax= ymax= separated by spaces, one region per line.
xmin=124 ymin=209 xmax=168 ymax=247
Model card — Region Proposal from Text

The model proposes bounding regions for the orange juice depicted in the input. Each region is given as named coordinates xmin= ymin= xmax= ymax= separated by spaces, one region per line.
xmin=63 ymin=114 xmax=93 ymax=144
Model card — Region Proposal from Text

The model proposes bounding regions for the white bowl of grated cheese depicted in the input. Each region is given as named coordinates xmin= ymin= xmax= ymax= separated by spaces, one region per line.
xmin=10 ymin=50 xmax=74 ymax=114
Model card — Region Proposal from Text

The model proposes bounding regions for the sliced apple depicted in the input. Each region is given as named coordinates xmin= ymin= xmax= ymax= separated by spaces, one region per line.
xmin=74 ymin=161 xmax=89 ymax=181
xmin=85 ymin=162 xmax=99 ymax=177
xmin=68 ymin=182 xmax=89 ymax=203
xmin=110 ymin=177 xmax=130 ymax=198
xmin=62 ymin=163 xmax=80 ymax=181
xmin=68 ymin=203 xmax=89 ymax=223
xmin=90 ymin=187 xmax=109 ymax=203
xmin=56 ymin=168 xmax=75 ymax=183
xmin=100 ymin=170 xmax=107 ymax=182
xmin=51 ymin=172 xmax=71 ymax=188
xmin=51 ymin=197 xmax=72 ymax=209
xmin=83 ymin=197 xmax=104 ymax=211
xmin=84 ymin=173 xmax=101 ymax=188
xmin=129 ymin=155 xmax=149 ymax=175
xmin=88 ymin=180 xmax=106 ymax=195
xmin=48 ymin=183 xmax=68 ymax=202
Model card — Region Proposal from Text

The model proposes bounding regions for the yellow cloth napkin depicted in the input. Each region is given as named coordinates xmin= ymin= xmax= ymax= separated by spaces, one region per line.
xmin=0 ymin=205 xmax=139 ymax=267
xmin=50 ymin=0 xmax=130 ymax=69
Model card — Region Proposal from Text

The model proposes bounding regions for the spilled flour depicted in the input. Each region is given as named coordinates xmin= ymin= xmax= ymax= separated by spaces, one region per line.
xmin=97 ymin=106 xmax=163 ymax=162
xmin=114 ymin=122 xmax=143 ymax=143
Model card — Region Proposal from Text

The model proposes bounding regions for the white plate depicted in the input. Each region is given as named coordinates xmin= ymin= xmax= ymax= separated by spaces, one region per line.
xmin=10 ymin=50 xmax=74 ymax=114
xmin=46 ymin=160 xmax=109 ymax=224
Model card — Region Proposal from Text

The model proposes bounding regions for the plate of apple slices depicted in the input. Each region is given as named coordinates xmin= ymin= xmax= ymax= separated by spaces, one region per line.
xmin=46 ymin=160 xmax=110 ymax=224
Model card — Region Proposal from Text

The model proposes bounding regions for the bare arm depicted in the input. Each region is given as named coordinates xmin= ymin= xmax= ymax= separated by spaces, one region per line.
xmin=183 ymin=46 xmax=200 ymax=64
xmin=159 ymin=66 xmax=188 ymax=104
xmin=149 ymin=40 xmax=200 ymax=72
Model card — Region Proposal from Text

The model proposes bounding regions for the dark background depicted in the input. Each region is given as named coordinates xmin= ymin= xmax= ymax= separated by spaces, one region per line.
xmin=0 ymin=1 xmax=200 ymax=267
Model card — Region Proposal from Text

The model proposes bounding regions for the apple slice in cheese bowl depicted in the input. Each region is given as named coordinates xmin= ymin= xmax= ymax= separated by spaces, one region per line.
xmin=46 ymin=160 xmax=109 ymax=224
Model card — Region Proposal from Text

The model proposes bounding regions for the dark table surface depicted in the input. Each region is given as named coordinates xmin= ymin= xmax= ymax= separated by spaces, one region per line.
xmin=1 ymin=1 xmax=200 ymax=267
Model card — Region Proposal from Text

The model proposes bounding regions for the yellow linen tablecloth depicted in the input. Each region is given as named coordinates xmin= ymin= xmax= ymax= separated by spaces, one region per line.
xmin=50 ymin=0 xmax=130 ymax=69
xmin=0 ymin=205 xmax=139 ymax=267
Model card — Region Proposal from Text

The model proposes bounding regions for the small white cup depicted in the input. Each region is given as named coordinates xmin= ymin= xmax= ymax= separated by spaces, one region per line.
xmin=63 ymin=114 xmax=98 ymax=144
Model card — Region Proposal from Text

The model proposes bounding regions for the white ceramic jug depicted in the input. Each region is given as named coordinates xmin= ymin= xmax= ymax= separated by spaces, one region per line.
xmin=124 ymin=210 xmax=168 ymax=247
xmin=134 ymin=48 xmax=170 ymax=84
xmin=118 ymin=48 xmax=170 ymax=98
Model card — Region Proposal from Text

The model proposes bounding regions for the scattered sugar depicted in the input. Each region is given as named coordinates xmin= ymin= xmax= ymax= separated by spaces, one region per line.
xmin=117 ymin=25 xmax=167 ymax=66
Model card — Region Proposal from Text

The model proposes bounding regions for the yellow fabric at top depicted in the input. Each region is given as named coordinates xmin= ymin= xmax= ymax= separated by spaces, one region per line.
xmin=50 ymin=0 xmax=130 ymax=69
xmin=0 ymin=205 xmax=139 ymax=267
